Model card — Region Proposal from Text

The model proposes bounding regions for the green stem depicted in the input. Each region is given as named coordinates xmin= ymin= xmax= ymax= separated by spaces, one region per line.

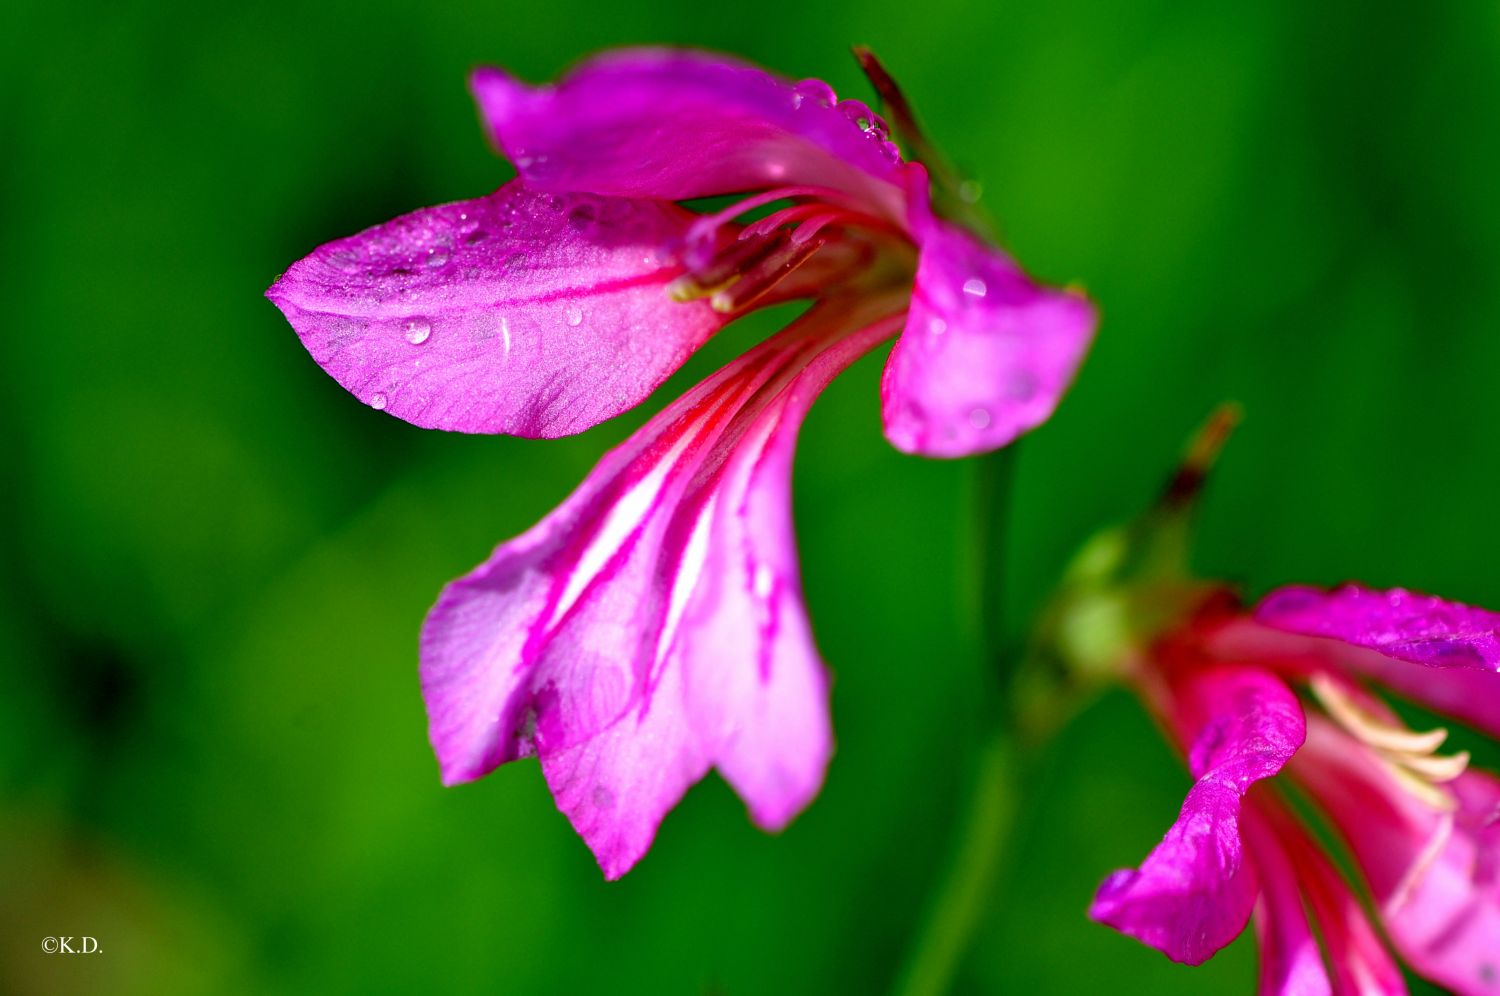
xmin=972 ymin=447 xmax=1018 ymax=694
xmin=891 ymin=447 xmax=1024 ymax=996
xmin=891 ymin=732 xmax=1021 ymax=996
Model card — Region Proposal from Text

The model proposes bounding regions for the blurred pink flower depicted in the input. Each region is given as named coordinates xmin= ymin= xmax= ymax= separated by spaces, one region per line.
xmin=267 ymin=50 xmax=1095 ymax=877
xmin=1091 ymin=583 xmax=1500 ymax=995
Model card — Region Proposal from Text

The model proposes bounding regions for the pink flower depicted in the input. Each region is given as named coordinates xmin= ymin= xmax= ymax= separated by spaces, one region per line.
xmin=1090 ymin=583 xmax=1500 ymax=995
xmin=266 ymin=50 xmax=1096 ymax=877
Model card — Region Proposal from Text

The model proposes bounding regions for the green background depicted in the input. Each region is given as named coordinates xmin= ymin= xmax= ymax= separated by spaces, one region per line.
xmin=5 ymin=0 xmax=1499 ymax=992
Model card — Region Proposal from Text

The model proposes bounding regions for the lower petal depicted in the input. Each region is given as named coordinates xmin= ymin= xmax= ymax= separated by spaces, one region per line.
xmin=677 ymin=304 xmax=900 ymax=829
xmin=540 ymin=654 xmax=711 ymax=880
xmin=1294 ymin=718 xmax=1500 ymax=995
xmin=1387 ymin=770 xmax=1500 ymax=995
xmin=1257 ymin=798 xmax=1409 ymax=996
xmin=421 ymin=293 xmax=905 ymax=876
xmin=1241 ymin=805 xmax=1332 ymax=996
xmin=1090 ymin=666 xmax=1305 ymax=964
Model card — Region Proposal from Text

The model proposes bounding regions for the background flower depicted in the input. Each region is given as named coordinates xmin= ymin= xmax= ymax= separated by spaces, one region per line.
xmin=5 ymin=2 xmax=1500 ymax=993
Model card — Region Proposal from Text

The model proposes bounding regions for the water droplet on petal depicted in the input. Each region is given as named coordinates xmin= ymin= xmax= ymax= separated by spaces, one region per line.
xmin=929 ymin=317 xmax=948 ymax=335
xmin=566 ymin=307 xmax=583 ymax=327
xmin=426 ymin=248 xmax=449 ymax=268
xmin=968 ymin=407 xmax=992 ymax=429
xmin=370 ymin=392 xmax=388 ymax=411
xmin=753 ymin=564 xmax=775 ymax=599
xmin=792 ymin=79 xmax=837 ymax=108
xmin=837 ymin=98 xmax=875 ymax=128
xmin=403 ymin=318 xmax=431 ymax=345
xmin=962 ymin=277 xmax=988 ymax=298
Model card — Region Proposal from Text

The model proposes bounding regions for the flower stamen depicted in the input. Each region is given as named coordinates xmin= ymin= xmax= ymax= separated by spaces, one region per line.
xmin=1310 ymin=673 xmax=1470 ymax=811
xmin=710 ymin=237 xmax=828 ymax=313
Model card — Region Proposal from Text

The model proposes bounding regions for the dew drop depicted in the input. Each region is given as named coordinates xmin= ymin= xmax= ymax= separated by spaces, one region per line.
xmin=753 ymin=564 xmax=775 ymax=599
xmin=968 ymin=407 xmax=992 ymax=429
xmin=929 ymin=317 xmax=948 ymax=335
xmin=566 ymin=307 xmax=583 ymax=327
xmin=792 ymin=79 xmax=837 ymax=108
xmin=426 ymin=248 xmax=450 ymax=268
xmin=837 ymin=98 xmax=875 ymax=127
xmin=403 ymin=317 xmax=431 ymax=345
xmin=370 ymin=392 xmax=388 ymax=411
xmin=958 ymin=180 xmax=983 ymax=204
xmin=962 ymin=277 xmax=988 ymax=298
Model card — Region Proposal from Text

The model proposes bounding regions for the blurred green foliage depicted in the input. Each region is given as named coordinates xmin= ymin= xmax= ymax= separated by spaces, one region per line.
xmin=4 ymin=0 xmax=1499 ymax=992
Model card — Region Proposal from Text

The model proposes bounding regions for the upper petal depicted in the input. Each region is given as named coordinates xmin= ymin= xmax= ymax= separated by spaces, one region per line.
xmin=1255 ymin=584 xmax=1500 ymax=738
xmin=1090 ymin=666 xmax=1305 ymax=964
xmin=880 ymin=212 xmax=1096 ymax=458
xmin=267 ymin=182 xmax=724 ymax=437
xmin=1258 ymin=584 xmax=1500 ymax=671
xmin=470 ymin=50 xmax=908 ymax=219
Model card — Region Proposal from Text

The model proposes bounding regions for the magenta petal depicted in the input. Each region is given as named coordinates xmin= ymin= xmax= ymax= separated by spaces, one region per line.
xmin=880 ymin=215 xmax=1096 ymax=458
xmin=1293 ymin=719 xmax=1500 ymax=996
xmin=1257 ymin=584 xmax=1500 ymax=671
xmin=470 ymin=50 xmax=907 ymax=218
xmin=1240 ymin=808 xmax=1332 ymax=996
xmin=1090 ymin=666 xmax=1305 ymax=964
xmin=1256 ymin=584 xmax=1500 ymax=738
xmin=1257 ymin=800 xmax=1409 ymax=996
xmin=266 ymin=182 xmax=723 ymax=437
xmin=540 ymin=652 xmax=711 ymax=880
xmin=674 ymin=306 xmax=899 ymax=830
xmin=1393 ymin=770 xmax=1500 ymax=996
xmin=421 ymin=294 xmax=905 ymax=875
xmin=420 ymin=338 xmax=783 ymax=785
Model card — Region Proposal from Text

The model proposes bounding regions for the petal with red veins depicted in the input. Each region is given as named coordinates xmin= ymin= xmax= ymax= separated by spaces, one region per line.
xmin=1090 ymin=666 xmax=1305 ymax=964
xmin=1256 ymin=798 xmax=1409 ymax=996
xmin=470 ymin=50 xmax=908 ymax=219
xmin=421 ymin=294 xmax=905 ymax=876
xmin=267 ymin=181 xmax=723 ymax=437
xmin=880 ymin=214 xmax=1096 ymax=458
xmin=1293 ymin=717 xmax=1500 ymax=996
xmin=675 ymin=307 xmax=898 ymax=830
xmin=1241 ymin=806 xmax=1332 ymax=996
